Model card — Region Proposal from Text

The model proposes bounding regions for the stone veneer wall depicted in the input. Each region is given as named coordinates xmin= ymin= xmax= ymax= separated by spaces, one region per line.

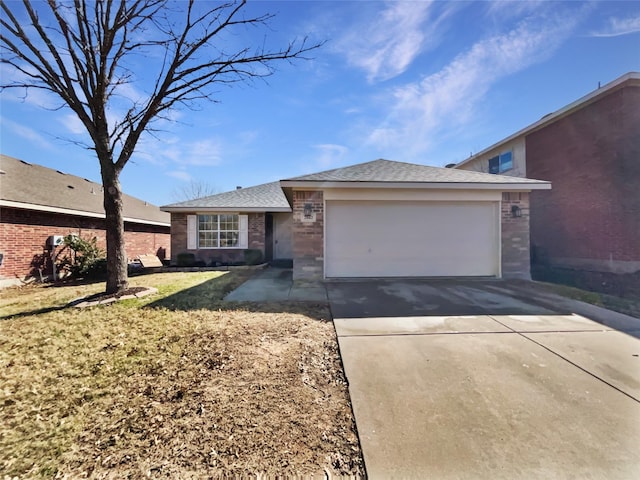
xmin=291 ymin=190 xmax=324 ymax=281
xmin=170 ymin=212 xmax=265 ymax=265
xmin=501 ymin=192 xmax=531 ymax=279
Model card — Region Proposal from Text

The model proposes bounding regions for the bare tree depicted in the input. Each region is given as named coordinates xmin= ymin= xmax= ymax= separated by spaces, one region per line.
xmin=171 ymin=179 xmax=219 ymax=202
xmin=1 ymin=0 xmax=321 ymax=293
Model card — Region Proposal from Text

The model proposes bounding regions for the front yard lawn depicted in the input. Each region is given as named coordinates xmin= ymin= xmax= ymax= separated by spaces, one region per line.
xmin=0 ymin=272 xmax=363 ymax=478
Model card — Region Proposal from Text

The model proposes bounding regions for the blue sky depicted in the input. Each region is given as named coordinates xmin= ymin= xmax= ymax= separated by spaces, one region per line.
xmin=1 ymin=0 xmax=639 ymax=206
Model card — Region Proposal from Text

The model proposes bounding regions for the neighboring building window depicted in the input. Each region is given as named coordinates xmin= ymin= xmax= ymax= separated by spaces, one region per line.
xmin=488 ymin=151 xmax=513 ymax=174
xmin=198 ymin=214 xmax=239 ymax=248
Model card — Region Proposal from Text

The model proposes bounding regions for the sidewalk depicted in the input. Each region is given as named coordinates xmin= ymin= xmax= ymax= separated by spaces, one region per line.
xmin=224 ymin=267 xmax=328 ymax=302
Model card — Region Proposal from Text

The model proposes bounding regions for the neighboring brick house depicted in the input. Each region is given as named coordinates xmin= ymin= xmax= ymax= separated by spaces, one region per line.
xmin=0 ymin=154 xmax=170 ymax=286
xmin=162 ymin=159 xmax=550 ymax=281
xmin=455 ymin=72 xmax=640 ymax=295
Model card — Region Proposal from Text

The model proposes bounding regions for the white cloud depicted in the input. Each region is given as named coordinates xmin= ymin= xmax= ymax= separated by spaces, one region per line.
xmin=335 ymin=1 xmax=452 ymax=83
xmin=166 ymin=170 xmax=193 ymax=182
xmin=134 ymin=135 xmax=223 ymax=168
xmin=313 ymin=143 xmax=349 ymax=168
xmin=590 ymin=13 xmax=640 ymax=37
xmin=0 ymin=116 xmax=55 ymax=150
xmin=62 ymin=113 xmax=86 ymax=135
xmin=366 ymin=8 xmax=585 ymax=158
xmin=484 ymin=0 xmax=546 ymax=20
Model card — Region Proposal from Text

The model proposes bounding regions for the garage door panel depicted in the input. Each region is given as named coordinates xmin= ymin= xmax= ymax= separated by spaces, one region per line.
xmin=325 ymin=201 xmax=498 ymax=277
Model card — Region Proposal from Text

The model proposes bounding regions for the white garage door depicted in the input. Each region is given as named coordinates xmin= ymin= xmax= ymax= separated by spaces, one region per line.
xmin=325 ymin=201 xmax=499 ymax=277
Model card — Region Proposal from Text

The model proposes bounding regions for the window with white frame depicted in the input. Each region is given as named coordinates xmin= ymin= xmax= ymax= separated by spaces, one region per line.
xmin=488 ymin=151 xmax=513 ymax=174
xmin=186 ymin=214 xmax=248 ymax=250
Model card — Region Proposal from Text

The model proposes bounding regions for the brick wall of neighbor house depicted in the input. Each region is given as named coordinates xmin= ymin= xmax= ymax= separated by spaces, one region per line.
xmin=292 ymin=190 xmax=324 ymax=281
xmin=501 ymin=192 xmax=531 ymax=279
xmin=170 ymin=212 xmax=265 ymax=265
xmin=526 ymin=84 xmax=640 ymax=289
xmin=0 ymin=207 xmax=170 ymax=281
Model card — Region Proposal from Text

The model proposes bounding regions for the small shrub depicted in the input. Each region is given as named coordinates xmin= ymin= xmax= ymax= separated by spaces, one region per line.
xmin=176 ymin=252 xmax=196 ymax=266
xmin=57 ymin=235 xmax=107 ymax=279
xmin=244 ymin=249 xmax=263 ymax=265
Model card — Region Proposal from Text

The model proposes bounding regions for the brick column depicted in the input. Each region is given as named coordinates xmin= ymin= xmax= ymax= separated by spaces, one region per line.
xmin=170 ymin=212 xmax=188 ymax=264
xmin=501 ymin=192 xmax=531 ymax=279
xmin=292 ymin=190 xmax=323 ymax=281
xmin=248 ymin=213 xmax=265 ymax=251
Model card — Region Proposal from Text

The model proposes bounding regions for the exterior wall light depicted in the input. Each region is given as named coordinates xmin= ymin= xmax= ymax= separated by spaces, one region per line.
xmin=303 ymin=203 xmax=313 ymax=219
xmin=511 ymin=205 xmax=522 ymax=218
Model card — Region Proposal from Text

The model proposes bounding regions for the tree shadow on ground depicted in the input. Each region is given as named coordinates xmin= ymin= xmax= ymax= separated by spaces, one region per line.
xmin=145 ymin=272 xmax=330 ymax=322
xmin=1 ymin=305 xmax=68 ymax=321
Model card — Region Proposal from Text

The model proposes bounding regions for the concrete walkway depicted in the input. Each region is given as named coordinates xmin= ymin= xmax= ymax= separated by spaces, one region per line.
xmin=330 ymin=280 xmax=640 ymax=479
xmin=223 ymin=267 xmax=327 ymax=302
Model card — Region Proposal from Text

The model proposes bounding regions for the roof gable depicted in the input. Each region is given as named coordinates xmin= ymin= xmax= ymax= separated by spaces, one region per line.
xmin=0 ymin=154 xmax=169 ymax=225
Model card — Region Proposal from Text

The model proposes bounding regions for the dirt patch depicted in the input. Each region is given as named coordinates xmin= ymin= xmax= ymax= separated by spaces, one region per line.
xmin=70 ymin=286 xmax=157 ymax=307
xmin=0 ymin=272 xmax=364 ymax=478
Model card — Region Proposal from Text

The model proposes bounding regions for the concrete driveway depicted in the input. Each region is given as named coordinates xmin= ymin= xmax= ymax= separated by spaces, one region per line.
xmin=328 ymin=279 xmax=640 ymax=479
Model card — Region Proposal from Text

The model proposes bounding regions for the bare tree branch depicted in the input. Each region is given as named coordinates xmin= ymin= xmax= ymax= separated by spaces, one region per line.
xmin=0 ymin=0 xmax=323 ymax=293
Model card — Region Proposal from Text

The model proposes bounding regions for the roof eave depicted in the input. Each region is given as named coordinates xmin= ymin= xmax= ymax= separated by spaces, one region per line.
xmin=0 ymin=199 xmax=170 ymax=226
xmin=279 ymin=180 xmax=551 ymax=191
xmin=161 ymin=206 xmax=292 ymax=213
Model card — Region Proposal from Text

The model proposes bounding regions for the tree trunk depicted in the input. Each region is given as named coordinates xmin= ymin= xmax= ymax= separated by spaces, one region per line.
xmin=102 ymin=168 xmax=129 ymax=294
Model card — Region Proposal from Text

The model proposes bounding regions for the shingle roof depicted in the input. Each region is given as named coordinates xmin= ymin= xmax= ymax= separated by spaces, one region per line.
xmin=0 ymin=154 xmax=170 ymax=225
xmin=161 ymin=181 xmax=291 ymax=211
xmin=283 ymin=159 xmax=549 ymax=184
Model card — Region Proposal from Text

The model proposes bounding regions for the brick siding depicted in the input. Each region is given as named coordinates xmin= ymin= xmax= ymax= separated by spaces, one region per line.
xmin=0 ymin=207 xmax=170 ymax=281
xmin=526 ymin=84 xmax=640 ymax=275
xmin=291 ymin=190 xmax=324 ymax=281
xmin=501 ymin=192 xmax=531 ymax=279
xmin=170 ymin=212 xmax=265 ymax=265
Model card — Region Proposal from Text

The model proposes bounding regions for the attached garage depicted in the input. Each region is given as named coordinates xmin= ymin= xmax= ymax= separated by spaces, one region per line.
xmin=325 ymin=200 xmax=500 ymax=278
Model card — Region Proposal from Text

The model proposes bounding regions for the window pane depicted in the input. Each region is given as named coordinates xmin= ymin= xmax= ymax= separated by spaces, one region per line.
xmin=500 ymin=152 xmax=513 ymax=172
xmin=488 ymin=156 xmax=499 ymax=174
xmin=219 ymin=214 xmax=238 ymax=231
xmin=220 ymin=231 xmax=239 ymax=247
xmin=199 ymin=231 xmax=218 ymax=248
xmin=199 ymin=214 xmax=218 ymax=230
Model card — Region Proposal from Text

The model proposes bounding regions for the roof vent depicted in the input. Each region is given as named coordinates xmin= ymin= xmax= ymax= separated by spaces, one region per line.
xmin=56 ymin=170 xmax=66 ymax=175
xmin=67 ymin=185 xmax=75 ymax=189
xmin=20 ymin=160 xmax=32 ymax=166
xmin=0 ymin=170 xmax=5 ymax=175
xmin=445 ymin=163 xmax=456 ymax=168
xmin=236 ymin=186 xmax=242 ymax=190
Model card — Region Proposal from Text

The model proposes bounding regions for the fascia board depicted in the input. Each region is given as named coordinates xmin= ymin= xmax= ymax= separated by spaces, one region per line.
xmin=160 ymin=206 xmax=292 ymax=213
xmin=279 ymin=181 xmax=551 ymax=191
xmin=0 ymin=199 xmax=170 ymax=226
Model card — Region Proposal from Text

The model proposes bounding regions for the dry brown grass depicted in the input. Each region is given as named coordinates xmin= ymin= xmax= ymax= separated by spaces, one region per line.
xmin=0 ymin=272 xmax=363 ymax=478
